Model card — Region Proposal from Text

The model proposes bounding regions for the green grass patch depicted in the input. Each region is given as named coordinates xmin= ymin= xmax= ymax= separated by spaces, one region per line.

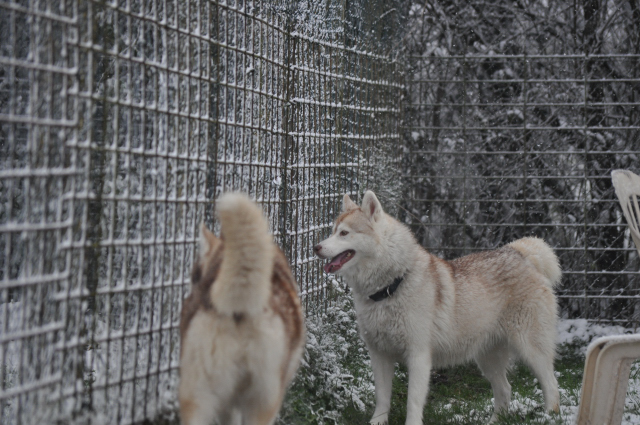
xmin=339 ymin=349 xmax=586 ymax=425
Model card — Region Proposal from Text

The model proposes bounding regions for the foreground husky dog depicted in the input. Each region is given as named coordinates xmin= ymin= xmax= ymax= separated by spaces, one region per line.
xmin=314 ymin=191 xmax=561 ymax=424
xmin=179 ymin=193 xmax=305 ymax=425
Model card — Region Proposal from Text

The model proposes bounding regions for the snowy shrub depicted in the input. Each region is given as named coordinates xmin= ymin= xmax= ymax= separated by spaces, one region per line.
xmin=278 ymin=289 xmax=374 ymax=424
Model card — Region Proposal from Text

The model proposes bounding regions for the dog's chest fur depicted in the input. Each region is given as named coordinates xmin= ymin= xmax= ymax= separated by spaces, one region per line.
xmin=356 ymin=299 xmax=410 ymax=355
xmin=352 ymin=276 xmax=437 ymax=359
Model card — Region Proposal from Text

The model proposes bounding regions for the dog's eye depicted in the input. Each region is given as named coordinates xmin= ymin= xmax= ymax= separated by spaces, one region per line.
xmin=340 ymin=230 xmax=349 ymax=236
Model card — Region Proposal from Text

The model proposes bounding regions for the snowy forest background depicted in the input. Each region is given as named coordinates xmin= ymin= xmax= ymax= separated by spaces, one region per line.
xmin=1 ymin=0 xmax=639 ymax=423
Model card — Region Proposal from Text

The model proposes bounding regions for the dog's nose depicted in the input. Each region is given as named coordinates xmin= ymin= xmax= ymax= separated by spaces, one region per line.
xmin=313 ymin=244 xmax=322 ymax=254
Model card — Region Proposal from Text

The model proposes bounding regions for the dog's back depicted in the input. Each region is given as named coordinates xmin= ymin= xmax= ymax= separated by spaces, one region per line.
xmin=179 ymin=194 xmax=305 ymax=425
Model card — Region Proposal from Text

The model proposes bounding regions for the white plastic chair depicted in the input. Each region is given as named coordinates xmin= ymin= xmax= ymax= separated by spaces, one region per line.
xmin=612 ymin=169 xmax=640 ymax=258
xmin=575 ymin=169 xmax=640 ymax=425
xmin=576 ymin=334 xmax=640 ymax=425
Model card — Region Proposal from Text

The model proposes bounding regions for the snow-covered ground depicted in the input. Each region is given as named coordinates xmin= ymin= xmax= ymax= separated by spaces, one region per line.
xmin=556 ymin=318 xmax=634 ymax=347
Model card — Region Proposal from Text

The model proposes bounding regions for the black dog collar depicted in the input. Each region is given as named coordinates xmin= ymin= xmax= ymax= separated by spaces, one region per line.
xmin=369 ymin=276 xmax=404 ymax=302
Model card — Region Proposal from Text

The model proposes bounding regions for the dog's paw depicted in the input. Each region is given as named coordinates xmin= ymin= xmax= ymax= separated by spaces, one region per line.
xmin=369 ymin=413 xmax=388 ymax=425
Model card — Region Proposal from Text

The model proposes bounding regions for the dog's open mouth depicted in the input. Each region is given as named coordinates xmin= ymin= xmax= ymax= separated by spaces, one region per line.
xmin=323 ymin=250 xmax=355 ymax=274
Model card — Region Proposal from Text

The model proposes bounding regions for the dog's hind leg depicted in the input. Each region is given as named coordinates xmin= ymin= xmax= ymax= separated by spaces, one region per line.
xmin=369 ymin=348 xmax=395 ymax=425
xmin=475 ymin=342 xmax=511 ymax=423
xmin=405 ymin=351 xmax=432 ymax=425
xmin=512 ymin=320 xmax=560 ymax=414
xmin=520 ymin=347 xmax=559 ymax=413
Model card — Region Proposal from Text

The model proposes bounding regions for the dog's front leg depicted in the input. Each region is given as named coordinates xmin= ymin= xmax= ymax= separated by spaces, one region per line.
xmin=405 ymin=351 xmax=432 ymax=425
xmin=369 ymin=348 xmax=395 ymax=425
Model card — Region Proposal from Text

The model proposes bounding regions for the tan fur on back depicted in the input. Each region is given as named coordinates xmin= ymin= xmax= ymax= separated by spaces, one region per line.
xmin=179 ymin=194 xmax=305 ymax=425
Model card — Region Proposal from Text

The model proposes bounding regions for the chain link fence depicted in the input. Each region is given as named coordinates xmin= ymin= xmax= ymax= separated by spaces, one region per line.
xmin=2 ymin=0 xmax=640 ymax=423
xmin=0 ymin=0 xmax=401 ymax=423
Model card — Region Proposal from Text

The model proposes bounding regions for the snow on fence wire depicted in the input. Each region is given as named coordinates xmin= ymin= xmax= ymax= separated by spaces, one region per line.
xmin=0 ymin=0 xmax=402 ymax=423
xmin=400 ymin=0 xmax=640 ymax=329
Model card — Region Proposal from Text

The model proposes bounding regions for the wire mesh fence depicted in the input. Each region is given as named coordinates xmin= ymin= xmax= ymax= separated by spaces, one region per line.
xmin=0 ymin=0 xmax=401 ymax=423
xmin=2 ymin=0 xmax=640 ymax=423
xmin=400 ymin=0 xmax=640 ymax=328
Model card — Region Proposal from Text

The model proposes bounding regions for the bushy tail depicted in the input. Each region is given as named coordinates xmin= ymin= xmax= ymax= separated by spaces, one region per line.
xmin=211 ymin=193 xmax=274 ymax=316
xmin=508 ymin=237 xmax=562 ymax=288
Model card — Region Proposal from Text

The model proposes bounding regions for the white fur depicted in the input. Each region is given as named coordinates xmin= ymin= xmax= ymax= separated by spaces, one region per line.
xmin=180 ymin=310 xmax=290 ymax=425
xmin=316 ymin=190 xmax=561 ymax=425
xmin=508 ymin=237 xmax=562 ymax=288
xmin=212 ymin=193 xmax=274 ymax=316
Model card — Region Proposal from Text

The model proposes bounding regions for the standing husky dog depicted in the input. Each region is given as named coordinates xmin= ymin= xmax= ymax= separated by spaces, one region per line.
xmin=314 ymin=191 xmax=561 ymax=425
xmin=179 ymin=193 xmax=305 ymax=425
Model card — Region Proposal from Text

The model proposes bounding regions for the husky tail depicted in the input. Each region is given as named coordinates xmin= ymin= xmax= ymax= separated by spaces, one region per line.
xmin=211 ymin=193 xmax=274 ymax=316
xmin=508 ymin=237 xmax=562 ymax=289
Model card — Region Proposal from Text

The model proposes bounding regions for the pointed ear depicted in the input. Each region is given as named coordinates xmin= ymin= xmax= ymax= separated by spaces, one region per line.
xmin=342 ymin=194 xmax=358 ymax=211
xmin=361 ymin=191 xmax=383 ymax=222
xmin=198 ymin=222 xmax=220 ymax=259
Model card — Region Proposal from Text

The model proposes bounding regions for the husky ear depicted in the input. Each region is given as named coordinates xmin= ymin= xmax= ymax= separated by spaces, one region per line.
xmin=342 ymin=194 xmax=358 ymax=211
xmin=198 ymin=222 xmax=220 ymax=259
xmin=361 ymin=191 xmax=383 ymax=222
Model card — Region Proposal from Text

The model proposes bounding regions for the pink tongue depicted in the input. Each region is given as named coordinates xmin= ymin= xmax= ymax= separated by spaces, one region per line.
xmin=323 ymin=251 xmax=351 ymax=274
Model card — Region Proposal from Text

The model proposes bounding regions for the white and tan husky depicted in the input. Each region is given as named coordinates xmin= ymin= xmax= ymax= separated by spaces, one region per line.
xmin=179 ymin=193 xmax=305 ymax=425
xmin=314 ymin=191 xmax=561 ymax=424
